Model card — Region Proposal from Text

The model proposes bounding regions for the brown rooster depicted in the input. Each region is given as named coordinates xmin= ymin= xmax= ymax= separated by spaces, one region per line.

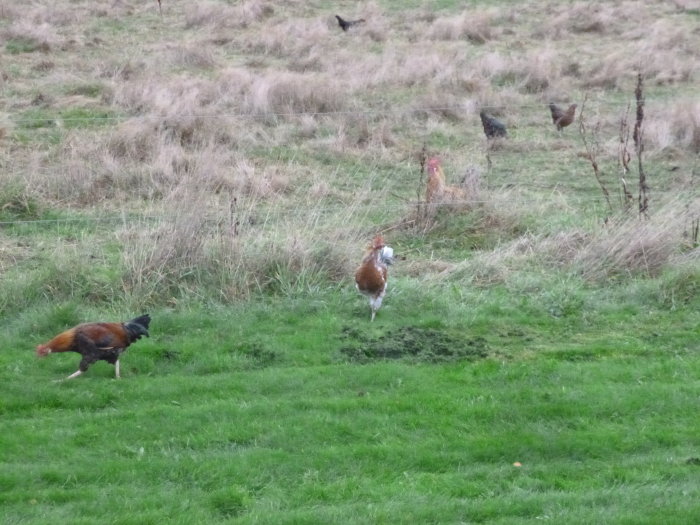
xmin=335 ymin=15 xmax=366 ymax=31
xmin=36 ymin=314 xmax=151 ymax=380
xmin=549 ymin=103 xmax=577 ymax=131
xmin=355 ymin=235 xmax=394 ymax=321
xmin=426 ymin=157 xmax=466 ymax=203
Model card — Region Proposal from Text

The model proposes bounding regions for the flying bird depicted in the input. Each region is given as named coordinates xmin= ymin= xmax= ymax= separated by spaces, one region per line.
xmin=355 ymin=235 xmax=394 ymax=321
xmin=335 ymin=15 xmax=366 ymax=32
xmin=549 ymin=103 xmax=577 ymax=131
xmin=479 ymin=111 xmax=507 ymax=139
xmin=36 ymin=314 xmax=151 ymax=380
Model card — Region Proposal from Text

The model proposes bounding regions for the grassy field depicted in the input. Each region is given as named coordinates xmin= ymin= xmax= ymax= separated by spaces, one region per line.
xmin=1 ymin=0 xmax=699 ymax=523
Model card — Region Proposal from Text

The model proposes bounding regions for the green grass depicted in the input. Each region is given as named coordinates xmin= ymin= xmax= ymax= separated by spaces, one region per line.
xmin=1 ymin=0 xmax=699 ymax=522
xmin=1 ymin=283 xmax=699 ymax=524
xmin=5 ymin=37 xmax=44 ymax=54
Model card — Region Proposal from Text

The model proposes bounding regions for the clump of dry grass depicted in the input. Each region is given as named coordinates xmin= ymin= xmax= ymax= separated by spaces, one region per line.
xmin=184 ymin=0 xmax=273 ymax=30
xmin=106 ymin=118 xmax=161 ymax=162
xmin=244 ymin=71 xmax=346 ymax=116
xmin=541 ymin=1 xmax=646 ymax=39
xmin=340 ymin=115 xmax=396 ymax=150
xmin=443 ymin=231 xmax=588 ymax=287
xmin=2 ymin=20 xmax=59 ymax=52
xmin=411 ymin=93 xmax=467 ymax=122
xmin=645 ymin=99 xmax=700 ymax=154
xmin=427 ymin=10 xmax=498 ymax=43
xmin=118 ymin=183 xmax=367 ymax=302
xmin=249 ymin=17 xmax=330 ymax=58
xmin=165 ymin=44 xmax=218 ymax=70
xmin=427 ymin=9 xmax=500 ymax=44
xmin=0 ymin=3 xmax=20 ymax=21
xmin=517 ymin=48 xmax=561 ymax=94
xmin=119 ymin=194 xmax=217 ymax=301
xmin=575 ymin=199 xmax=699 ymax=280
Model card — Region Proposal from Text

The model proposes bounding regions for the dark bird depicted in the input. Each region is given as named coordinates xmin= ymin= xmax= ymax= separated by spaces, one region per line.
xmin=549 ymin=103 xmax=577 ymax=131
xmin=355 ymin=235 xmax=394 ymax=321
xmin=36 ymin=314 xmax=151 ymax=380
xmin=479 ymin=111 xmax=507 ymax=139
xmin=335 ymin=15 xmax=366 ymax=32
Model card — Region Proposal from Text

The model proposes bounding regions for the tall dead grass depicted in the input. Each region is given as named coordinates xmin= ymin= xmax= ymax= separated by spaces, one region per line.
xmin=2 ymin=20 xmax=60 ymax=52
xmin=575 ymin=199 xmax=699 ymax=280
xmin=118 ymin=184 xmax=371 ymax=303
xmin=433 ymin=195 xmax=698 ymax=287
xmin=427 ymin=10 xmax=499 ymax=43
xmin=184 ymin=0 xmax=273 ymax=30
xmin=646 ymin=99 xmax=700 ymax=154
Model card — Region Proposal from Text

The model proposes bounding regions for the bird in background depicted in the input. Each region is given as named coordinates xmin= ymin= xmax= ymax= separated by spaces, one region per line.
xmin=36 ymin=314 xmax=151 ymax=380
xmin=426 ymin=156 xmax=466 ymax=203
xmin=479 ymin=110 xmax=507 ymax=139
xmin=355 ymin=235 xmax=394 ymax=321
xmin=335 ymin=15 xmax=366 ymax=31
xmin=548 ymin=103 xmax=577 ymax=132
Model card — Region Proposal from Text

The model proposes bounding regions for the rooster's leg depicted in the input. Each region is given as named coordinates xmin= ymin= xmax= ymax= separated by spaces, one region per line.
xmin=65 ymin=369 xmax=83 ymax=380
xmin=114 ymin=359 xmax=121 ymax=379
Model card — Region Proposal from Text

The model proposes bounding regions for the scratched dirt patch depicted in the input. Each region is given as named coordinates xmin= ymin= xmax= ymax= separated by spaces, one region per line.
xmin=338 ymin=325 xmax=488 ymax=364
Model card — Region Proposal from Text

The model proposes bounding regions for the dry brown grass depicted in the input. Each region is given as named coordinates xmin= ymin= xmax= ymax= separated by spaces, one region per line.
xmin=575 ymin=200 xmax=700 ymax=280
xmin=2 ymin=0 xmax=699 ymax=303
xmin=184 ymin=0 xmax=273 ymax=30
xmin=117 ymin=180 xmax=371 ymax=301
xmin=2 ymin=20 xmax=60 ymax=52
xmin=646 ymin=99 xmax=700 ymax=154
xmin=427 ymin=9 xmax=499 ymax=43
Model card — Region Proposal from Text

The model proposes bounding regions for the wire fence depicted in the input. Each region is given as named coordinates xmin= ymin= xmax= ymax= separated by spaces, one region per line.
xmin=3 ymin=99 xmax=698 ymax=230
xmin=1 ymin=192 xmax=697 ymax=229
xmin=7 ymin=98 xmax=680 ymax=126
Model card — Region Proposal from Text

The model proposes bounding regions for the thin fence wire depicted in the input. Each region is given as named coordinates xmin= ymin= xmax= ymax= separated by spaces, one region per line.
xmin=1 ymin=194 xmax=696 ymax=228
xmin=7 ymin=99 xmax=675 ymax=125
xmin=3 ymin=97 xmax=697 ymax=230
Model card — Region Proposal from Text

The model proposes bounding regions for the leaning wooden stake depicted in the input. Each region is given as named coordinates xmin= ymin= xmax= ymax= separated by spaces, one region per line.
xmin=578 ymin=94 xmax=613 ymax=214
xmin=634 ymin=73 xmax=649 ymax=218
xmin=416 ymin=143 xmax=428 ymax=224
xmin=618 ymin=103 xmax=635 ymax=211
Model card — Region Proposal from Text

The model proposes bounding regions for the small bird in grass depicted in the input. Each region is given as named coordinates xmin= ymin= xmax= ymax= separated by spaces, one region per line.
xmin=548 ymin=103 xmax=577 ymax=132
xmin=36 ymin=314 xmax=151 ymax=380
xmin=355 ymin=235 xmax=394 ymax=321
xmin=479 ymin=111 xmax=507 ymax=139
xmin=335 ymin=15 xmax=366 ymax=32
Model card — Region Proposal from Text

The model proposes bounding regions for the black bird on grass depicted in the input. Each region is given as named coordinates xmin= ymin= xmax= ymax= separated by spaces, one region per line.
xmin=479 ymin=111 xmax=507 ymax=139
xmin=335 ymin=15 xmax=366 ymax=32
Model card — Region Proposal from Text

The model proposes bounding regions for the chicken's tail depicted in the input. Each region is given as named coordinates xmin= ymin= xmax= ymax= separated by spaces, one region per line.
xmin=124 ymin=314 xmax=151 ymax=342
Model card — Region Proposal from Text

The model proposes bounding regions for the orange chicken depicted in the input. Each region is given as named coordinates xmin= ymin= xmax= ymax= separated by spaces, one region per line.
xmin=355 ymin=235 xmax=394 ymax=321
xmin=36 ymin=314 xmax=151 ymax=380
xmin=426 ymin=157 xmax=466 ymax=203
